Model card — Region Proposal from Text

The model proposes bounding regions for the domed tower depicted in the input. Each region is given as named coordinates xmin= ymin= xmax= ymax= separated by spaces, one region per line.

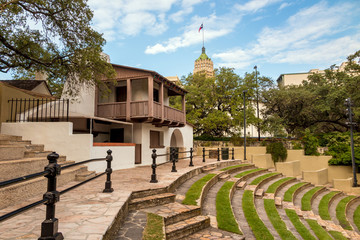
xmin=193 ymin=46 xmax=214 ymax=77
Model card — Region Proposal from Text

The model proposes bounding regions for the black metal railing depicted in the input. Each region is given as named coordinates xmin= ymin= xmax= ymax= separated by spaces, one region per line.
xmin=7 ymin=98 xmax=69 ymax=122
xmin=150 ymin=148 xmax=194 ymax=183
xmin=0 ymin=150 xmax=113 ymax=239
xmin=201 ymin=147 xmax=235 ymax=162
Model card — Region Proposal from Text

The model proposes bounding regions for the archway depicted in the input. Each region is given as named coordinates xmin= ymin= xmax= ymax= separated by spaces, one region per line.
xmin=170 ymin=129 xmax=184 ymax=147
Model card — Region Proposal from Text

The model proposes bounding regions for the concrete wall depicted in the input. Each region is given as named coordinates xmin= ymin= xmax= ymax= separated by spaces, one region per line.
xmin=32 ymin=82 xmax=51 ymax=96
xmin=302 ymin=168 xmax=328 ymax=185
xmin=251 ymin=154 xmax=274 ymax=169
xmin=90 ymin=145 xmax=135 ymax=171
xmin=133 ymin=123 xmax=193 ymax=166
xmin=62 ymin=83 xmax=96 ymax=117
xmin=1 ymin=122 xmax=92 ymax=162
xmin=275 ymin=161 xmax=301 ymax=177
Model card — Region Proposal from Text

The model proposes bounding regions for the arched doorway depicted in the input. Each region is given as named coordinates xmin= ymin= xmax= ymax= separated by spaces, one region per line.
xmin=170 ymin=129 xmax=184 ymax=147
xmin=170 ymin=129 xmax=184 ymax=160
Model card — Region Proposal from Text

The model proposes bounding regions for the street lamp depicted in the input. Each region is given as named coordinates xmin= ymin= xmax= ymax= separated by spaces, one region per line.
xmin=254 ymin=65 xmax=260 ymax=141
xmin=345 ymin=98 xmax=357 ymax=187
xmin=243 ymin=90 xmax=247 ymax=160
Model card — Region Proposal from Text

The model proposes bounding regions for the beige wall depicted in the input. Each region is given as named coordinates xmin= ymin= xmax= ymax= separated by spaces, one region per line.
xmin=132 ymin=79 xmax=148 ymax=101
xmin=90 ymin=146 xmax=135 ymax=171
xmin=32 ymin=82 xmax=51 ymax=96
xmin=1 ymin=122 xmax=92 ymax=162
xmin=0 ymin=83 xmax=47 ymax=126
xmin=62 ymin=83 xmax=96 ymax=117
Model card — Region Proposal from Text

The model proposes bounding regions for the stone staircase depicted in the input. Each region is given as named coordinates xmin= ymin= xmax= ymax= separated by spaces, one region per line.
xmin=0 ymin=134 xmax=95 ymax=210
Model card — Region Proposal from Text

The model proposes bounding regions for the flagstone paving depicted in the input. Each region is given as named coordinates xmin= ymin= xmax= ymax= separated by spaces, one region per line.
xmin=0 ymin=156 xmax=229 ymax=240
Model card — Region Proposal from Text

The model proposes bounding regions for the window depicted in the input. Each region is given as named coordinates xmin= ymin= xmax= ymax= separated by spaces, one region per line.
xmin=153 ymin=88 xmax=159 ymax=102
xmin=150 ymin=130 xmax=163 ymax=148
xmin=116 ymin=86 xmax=127 ymax=102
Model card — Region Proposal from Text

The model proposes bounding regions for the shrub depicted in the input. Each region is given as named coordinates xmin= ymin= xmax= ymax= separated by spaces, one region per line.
xmin=266 ymin=142 xmax=287 ymax=163
xmin=302 ymin=130 xmax=319 ymax=156
xmin=292 ymin=141 xmax=303 ymax=150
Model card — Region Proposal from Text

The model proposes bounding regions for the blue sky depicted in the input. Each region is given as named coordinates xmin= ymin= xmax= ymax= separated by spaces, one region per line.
xmin=1 ymin=0 xmax=360 ymax=82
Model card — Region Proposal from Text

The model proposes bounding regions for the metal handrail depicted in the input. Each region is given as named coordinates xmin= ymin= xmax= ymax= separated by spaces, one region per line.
xmin=0 ymin=170 xmax=50 ymax=188
xmin=61 ymin=157 xmax=107 ymax=170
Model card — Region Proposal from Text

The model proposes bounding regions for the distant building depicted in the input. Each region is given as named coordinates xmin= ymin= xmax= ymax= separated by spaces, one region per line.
xmin=193 ymin=47 xmax=214 ymax=77
xmin=276 ymin=62 xmax=349 ymax=87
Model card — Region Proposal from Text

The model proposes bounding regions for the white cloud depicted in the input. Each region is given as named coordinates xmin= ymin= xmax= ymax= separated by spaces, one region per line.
xmin=145 ymin=13 xmax=241 ymax=54
xmin=170 ymin=0 xmax=206 ymax=23
xmin=278 ymin=2 xmax=291 ymax=10
xmin=88 ymin=0 xmax=177 ymax=39
xmin=213 ymin=1 xmax=358 ymax=69
xmin=235 ymin=0 xmax=282 ymax=13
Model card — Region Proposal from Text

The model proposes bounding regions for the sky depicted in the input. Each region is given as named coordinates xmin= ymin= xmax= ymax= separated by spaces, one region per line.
xmin=2 ymin=0 xmax=360 ymax=82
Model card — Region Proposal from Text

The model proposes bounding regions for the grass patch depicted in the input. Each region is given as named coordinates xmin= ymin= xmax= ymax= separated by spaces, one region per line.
xmin=220 ymin=164 xmax=249 ymax=171
xmin=319 ymin=191 xmax=340 ymax=220
xmin=285 ymin=209 xmax=316 ymax=240
xmin=143 ymin=213 xmax=165 ymax=240
xmin=283 ymin=182 xmax=307 ymax=202
xmin=329 ymin=230 xmax=348 ymax=240
xmin=182 ymin=173 xmax=216 ymax=205
xmin=306 ymin=219 xmax=333 ymax=240
xmin=301 ymin=186 xmax=324 ymax=211
xmin=336 ymin=195 xmax=356 ymax=230
xmin=216 ymin=181 xmax=242 ymax=234
xmin=234 ymin=168 xmax=264 ymax=178
xmin=250 ymin=172 xmax=279 ymax=185
xmin=242 ymin=190 xmax=274 ymax=240
xmin=264 ymin=199 xmax=297 ymax=239
xmin=266 ymin=177 xmax=295 ymax=193
xmin=354 ymin=204 xmax=360 ymax=231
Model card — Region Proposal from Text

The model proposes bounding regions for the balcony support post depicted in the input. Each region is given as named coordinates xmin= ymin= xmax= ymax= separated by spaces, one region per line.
xmin=148 ymin=76 xmax=154 ymax=118
xmin=126 ymin=79 xmax=131 ymax=121
xmin=160 ymin=80 xmax=164 ymax=123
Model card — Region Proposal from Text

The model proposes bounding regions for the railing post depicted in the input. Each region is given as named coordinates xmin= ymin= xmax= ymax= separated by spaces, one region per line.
xmin=39 ymin=152 xmax=63 ymax=240
xmin=232 ymin=148 xmax=235 ymax=160
xmin=103 ymin=149 xmax=114 ymax=193
xmin=150 ymin=149 xmax=158 ymax=183
xmin=217 ymin=148 xmax=220 ymax=161
xmin=202 ymin=147 xmax=205 ymax=162
xmin=189 ymin=148 xmax=194 ymax=167
xmin=171 ymin=148 xmax=177 ymax=172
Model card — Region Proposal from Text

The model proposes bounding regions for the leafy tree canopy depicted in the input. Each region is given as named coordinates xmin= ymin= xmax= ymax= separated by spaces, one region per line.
xmin=261 ymin=50 xmax=360 ymax=136
xmin=0 ymin=0 xmax=115 ymax=96
xmin=182 ymin=67 xmax=273 ymax=137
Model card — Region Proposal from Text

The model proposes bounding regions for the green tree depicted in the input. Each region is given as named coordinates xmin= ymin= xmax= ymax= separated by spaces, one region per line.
xmin=0 ymin=0 xmax=115 ymax=96
xmin=262 ymin=52 xmax=360 ymax=136
xmin=183 ymin=67 xmax=272 ymax=137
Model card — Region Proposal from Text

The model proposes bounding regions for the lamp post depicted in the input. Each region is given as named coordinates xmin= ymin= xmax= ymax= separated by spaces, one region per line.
xmin=345 ymin=98 xmax=357 ymax=187
xmin=243 ymin=90 xmax=247 ymax=160
xmin=254 ymin=65 xmax=260 ymax=141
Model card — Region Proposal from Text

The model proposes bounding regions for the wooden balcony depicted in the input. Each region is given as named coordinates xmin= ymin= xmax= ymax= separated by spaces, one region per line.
xmin=97 ymin=101 xmax=185 ymax=126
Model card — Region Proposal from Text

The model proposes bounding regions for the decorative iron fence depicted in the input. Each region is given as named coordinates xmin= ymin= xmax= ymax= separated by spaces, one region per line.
xmin=7 ymin=98 xmax=69 ymax=122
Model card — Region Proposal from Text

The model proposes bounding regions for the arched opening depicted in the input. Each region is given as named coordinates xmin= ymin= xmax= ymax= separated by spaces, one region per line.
xmin=170 ymin=129 xmax=184 ymax=148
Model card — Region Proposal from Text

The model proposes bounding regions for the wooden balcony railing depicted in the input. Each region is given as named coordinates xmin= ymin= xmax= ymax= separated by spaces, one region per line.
xmin=97 ymin=102 xmax=126 ymax=118
xmin=97 ymin=101 xmax=184 ymax=124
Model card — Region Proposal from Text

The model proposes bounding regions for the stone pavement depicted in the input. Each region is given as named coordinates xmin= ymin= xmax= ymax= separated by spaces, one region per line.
xmin=0 ymin=156 xmax=236 ymax=240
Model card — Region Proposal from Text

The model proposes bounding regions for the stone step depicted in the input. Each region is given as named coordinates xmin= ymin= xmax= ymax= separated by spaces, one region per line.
xmin=0 ymin=145 xmax=26 ymax=161
xmin=24 ymin=150 xmax=52 ymax=158
xmin=129 ymin=193 xmax=176 ymax=210
xmin=0 ymin=165 xmax=88 ymax=210
xmin=203 ymin=166 xmax=216 ymax=172
xmin=144 ymin=202 xmax=202 ymax=226
xmin=25 ymin=144 xmax=44 ymax=152
xmin=0 ymin=157 xmax=73 ymax=181
xmin=219 ymin=174 xmax=230 ymax=181
xmin=165 ymin=215 xmax=210 ymax=240
xmin=0 ymin=134 xmax=22 ymax=141
xmin=75 ymin=170 xmax=96 ymax=181
xmin=0 ymin=140 xmax=32 ymax=145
